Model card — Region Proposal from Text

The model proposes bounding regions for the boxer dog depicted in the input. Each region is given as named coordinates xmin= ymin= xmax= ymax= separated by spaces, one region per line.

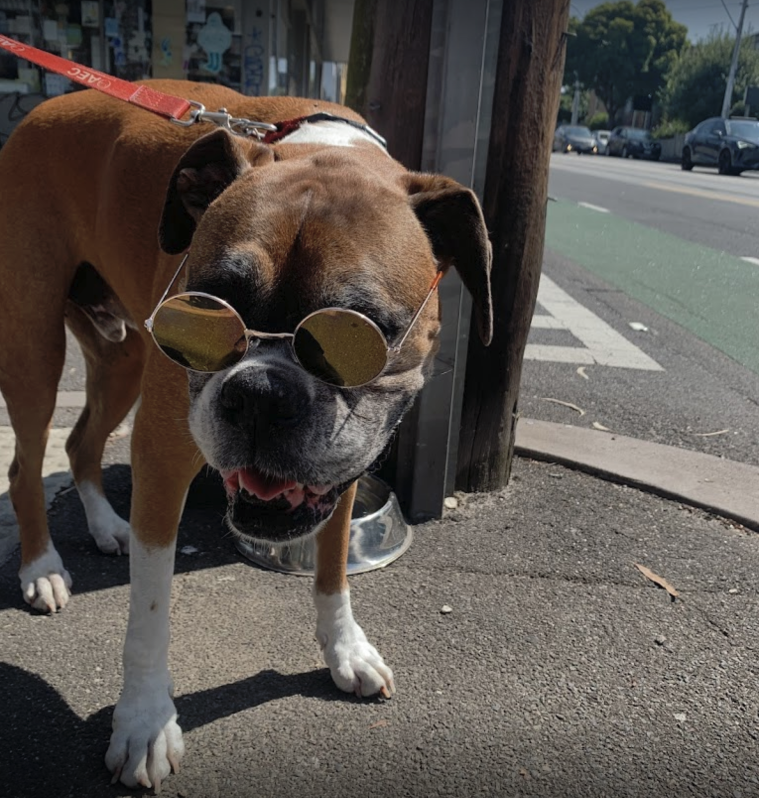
xmin=0 ymin=81 xmax=492 ymax=789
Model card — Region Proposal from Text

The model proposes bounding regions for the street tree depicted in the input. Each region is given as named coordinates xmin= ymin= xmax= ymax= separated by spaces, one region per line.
xmin=660 ymin=32 xmax=759 ymax=129
xmin=565 ymin=0 xmax=687 ymax=124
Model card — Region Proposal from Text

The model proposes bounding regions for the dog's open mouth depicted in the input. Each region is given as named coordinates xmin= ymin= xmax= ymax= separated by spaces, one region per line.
xmin=219 ymin=466 xmax=344 ymax=542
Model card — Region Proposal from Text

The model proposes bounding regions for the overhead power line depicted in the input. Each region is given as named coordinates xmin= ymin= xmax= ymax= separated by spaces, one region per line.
xmin=720 ymin=0 xmax=738 ymax=30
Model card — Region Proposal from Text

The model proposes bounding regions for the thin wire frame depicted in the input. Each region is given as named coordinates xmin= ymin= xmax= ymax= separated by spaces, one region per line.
xmin=144 ymin=255 xmax=442 ymax=387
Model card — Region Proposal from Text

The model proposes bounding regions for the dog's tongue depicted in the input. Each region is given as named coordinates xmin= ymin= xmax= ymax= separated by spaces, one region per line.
xmin=221 ymin=467 xmax=334 ymax=511
xmin=236 ymin=468 xmax=298 ymax=501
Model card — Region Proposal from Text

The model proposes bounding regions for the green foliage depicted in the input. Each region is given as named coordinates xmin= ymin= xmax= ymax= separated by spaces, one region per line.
xmin=651 ymin=118 xmax=689 ymax=138
xmin=586 ymin=112 xmax=610 ymax=130
xmin=565 ymin=0 xmax=688 ymax=124
xmin=660 ymin=33 xmax=759 ymax=128
xmin=556 ymin=86 xmax=589 ymax=123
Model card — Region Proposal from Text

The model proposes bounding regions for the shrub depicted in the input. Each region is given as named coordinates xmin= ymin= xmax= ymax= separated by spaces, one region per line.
xmin=586 ymin=112 xmax=609 ymax=130
xmin=652 ymin=119 xmax=690 ymax=138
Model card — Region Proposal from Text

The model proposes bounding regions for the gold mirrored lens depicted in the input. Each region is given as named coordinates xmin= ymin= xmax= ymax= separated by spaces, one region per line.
xmin=294 ymin=310 xmax=388 ymax=387
xmin=152 ymin=294 xmax=246 ymax=372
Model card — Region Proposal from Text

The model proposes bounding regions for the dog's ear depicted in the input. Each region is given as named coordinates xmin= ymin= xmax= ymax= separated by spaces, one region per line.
xmin=405 ymin=173 xmax=493 ymax=346
xmin=159 ymin=128 xmax=274 ymax=254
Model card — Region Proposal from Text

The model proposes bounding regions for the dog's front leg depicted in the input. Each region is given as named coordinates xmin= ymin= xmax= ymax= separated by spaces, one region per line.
xmin=105 ymin=371 xmax=201 ymax=790
xmin=314 ymin=481 xmax=395 ymax=698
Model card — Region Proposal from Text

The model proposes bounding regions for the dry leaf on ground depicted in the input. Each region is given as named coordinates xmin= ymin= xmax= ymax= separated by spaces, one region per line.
xmin=541 ymin=397 xmax=586 ymax=416
xmin=635 ymin=563 xmax=680 ymax=601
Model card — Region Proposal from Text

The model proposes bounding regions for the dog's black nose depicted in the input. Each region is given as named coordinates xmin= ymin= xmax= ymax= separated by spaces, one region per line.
xmin=220 ymin=366 xmax=310 ymax=431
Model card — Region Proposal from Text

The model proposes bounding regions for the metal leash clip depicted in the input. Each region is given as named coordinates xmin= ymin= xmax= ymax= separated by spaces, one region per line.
xmin=170 ymin=100 xmax=277 ymax=138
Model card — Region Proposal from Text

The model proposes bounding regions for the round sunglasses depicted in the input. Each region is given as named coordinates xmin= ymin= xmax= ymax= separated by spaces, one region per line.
xmin=144 ymin=254 xmax=442 ymax=388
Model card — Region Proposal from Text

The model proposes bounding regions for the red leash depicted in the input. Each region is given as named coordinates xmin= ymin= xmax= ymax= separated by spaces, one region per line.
xmin=0 ymin=34 xmax=386 ymax=147
xmin=0 ymin=34 xmax=277 ymax=136
xmin=0 ymin=34 xmax=192 ymax=122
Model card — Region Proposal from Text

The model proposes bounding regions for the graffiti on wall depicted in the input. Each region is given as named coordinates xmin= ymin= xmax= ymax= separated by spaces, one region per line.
xmin=243 ymin=26 xmax=265 ymax=96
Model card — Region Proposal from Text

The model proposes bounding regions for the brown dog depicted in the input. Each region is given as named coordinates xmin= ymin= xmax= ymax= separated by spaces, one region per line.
xmin=0 ymin=80 xmax=492 ymax=788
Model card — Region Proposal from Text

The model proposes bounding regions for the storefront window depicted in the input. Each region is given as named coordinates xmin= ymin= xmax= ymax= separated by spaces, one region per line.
xmin=185 ymin=1 xmax=241 ymax=91
xmin=0 ymin=0 xmax=151 ymax=96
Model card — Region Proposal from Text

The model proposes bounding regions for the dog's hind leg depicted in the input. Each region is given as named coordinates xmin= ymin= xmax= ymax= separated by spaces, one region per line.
xmin=1 ymin=309 xmax=71 ymax=612
xmin=64 ymin=289 xmax=145 ymax=555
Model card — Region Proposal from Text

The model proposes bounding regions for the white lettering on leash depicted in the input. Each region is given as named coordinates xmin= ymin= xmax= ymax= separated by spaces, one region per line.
xmin=67 ymin=67 xmax=111 ymax=89
xmin=0 ymin=36 xmax=27 ymax=53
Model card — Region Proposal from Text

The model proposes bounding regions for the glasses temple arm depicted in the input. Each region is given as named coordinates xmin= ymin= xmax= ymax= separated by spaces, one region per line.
xmin=390 ymin=271 xmax=444 ymax=353
xmin=145 ymin=253 xmax=190 ymax=330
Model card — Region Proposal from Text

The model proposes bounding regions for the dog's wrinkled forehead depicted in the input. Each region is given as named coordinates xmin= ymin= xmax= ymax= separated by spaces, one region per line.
xmin=186 ymin=156 xmax=436 ymax=325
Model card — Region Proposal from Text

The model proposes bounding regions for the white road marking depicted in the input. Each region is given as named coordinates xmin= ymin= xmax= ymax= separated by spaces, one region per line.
xmin=530 ymin=315 xmax=566 ymax=329
xmin=527 ymin=276 xmax=663 ymax=371
xmin=0 ymin=427 xmax=73 ymax=565
xmin=740 ymin=256 xmax=759 ymax=266
xmin=526 ymin=345 xmax=596 ymax=364
xmin=577 ymin=202 xmax=610 ymax=213
xmin=0 ymin=390 xmax=86 ymax=409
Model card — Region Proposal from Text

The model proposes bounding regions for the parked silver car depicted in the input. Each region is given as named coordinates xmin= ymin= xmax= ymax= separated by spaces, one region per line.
xmin=593 ymin=129 xmax=611 ymax=155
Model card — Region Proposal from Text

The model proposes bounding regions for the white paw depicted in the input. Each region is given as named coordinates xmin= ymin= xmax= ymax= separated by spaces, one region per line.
xmin=105 ymin=681 xmax=184 ymax=791
xmin=19 ymin=543 xmax=73 ymax=613
xmin=89 ymin=514 xmax=131 ymax=555
xmin=320 ymin=630 xmax=395 ymax=698
xmin=78 ymin=482 xmax=130 ymax=555
xmin=314 ymin=591 xmax=395 ymax=698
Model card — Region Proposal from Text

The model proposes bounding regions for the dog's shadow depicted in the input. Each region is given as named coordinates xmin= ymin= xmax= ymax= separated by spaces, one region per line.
xmin=0 ymin=660 xmax=352 ymax=796
xmin=1 ymin=466 xmax=371 ymax=793
xmin=0 ymin=464 xmax=249 ymax=610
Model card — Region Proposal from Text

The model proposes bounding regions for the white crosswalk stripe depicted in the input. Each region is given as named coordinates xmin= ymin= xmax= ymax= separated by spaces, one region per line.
xmin=527 ymin=275 xmax=663 ymax=371
xmin=0 ymin=427 xmax=73 ymax=564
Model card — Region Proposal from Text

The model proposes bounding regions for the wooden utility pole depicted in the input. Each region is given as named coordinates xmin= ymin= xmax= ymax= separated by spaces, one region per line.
xmin=345 ymin=0 xmax=434 ymax=170
xmin=456 ymin=0 xmax=571 ymax=492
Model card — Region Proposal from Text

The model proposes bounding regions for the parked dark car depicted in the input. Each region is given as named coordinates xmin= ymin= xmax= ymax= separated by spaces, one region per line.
xmin=681 ymin=117 xmax=759 ymax=176
xmin=606 ymin=127 xmax=661 ymax=160
xmin=553 ymin=125 xmax=598 ymax=154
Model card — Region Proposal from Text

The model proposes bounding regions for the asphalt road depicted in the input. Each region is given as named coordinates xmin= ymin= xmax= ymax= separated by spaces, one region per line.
xmin=518 ymin=154 xmax=759 ymax=466
xmin=547 ymin=152 xmax=759 ymax=259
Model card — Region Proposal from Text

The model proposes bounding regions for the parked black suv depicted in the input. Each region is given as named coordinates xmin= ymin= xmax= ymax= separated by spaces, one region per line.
xmin=681 ymin=117 xmax=759 ymax=176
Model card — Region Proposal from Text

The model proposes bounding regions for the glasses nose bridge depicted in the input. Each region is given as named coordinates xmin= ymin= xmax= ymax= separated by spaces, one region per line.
xmin=242 ymin=328 xmax=295 ymax=344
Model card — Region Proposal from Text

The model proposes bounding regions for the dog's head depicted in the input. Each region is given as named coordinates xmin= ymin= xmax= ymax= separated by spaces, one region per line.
xmin=158 ymin=128 xmax=492 ymax=543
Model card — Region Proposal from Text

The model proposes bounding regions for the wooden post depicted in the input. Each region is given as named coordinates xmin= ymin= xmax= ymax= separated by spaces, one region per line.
xmin=456 ymin=0 xmax=571 ymax=492
xmin=345 ymin=0 xmax=434 ymax=170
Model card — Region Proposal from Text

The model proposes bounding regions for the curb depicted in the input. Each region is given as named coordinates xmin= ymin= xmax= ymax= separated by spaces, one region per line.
xmin=515 ymin=418 xmax=759 ymax=532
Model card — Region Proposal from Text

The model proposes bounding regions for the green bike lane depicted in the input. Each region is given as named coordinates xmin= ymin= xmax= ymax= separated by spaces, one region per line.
xmin=544 ymin=200 xmax=759 ymax=376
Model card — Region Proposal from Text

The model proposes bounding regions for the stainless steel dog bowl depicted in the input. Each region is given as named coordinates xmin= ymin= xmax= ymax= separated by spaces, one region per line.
xmin=234 ymin=475 xmax=412 ymax=575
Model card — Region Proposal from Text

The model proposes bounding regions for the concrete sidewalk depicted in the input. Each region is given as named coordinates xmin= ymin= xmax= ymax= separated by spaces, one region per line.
xmin=1 ymin=426 xmax=759 ymax=797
